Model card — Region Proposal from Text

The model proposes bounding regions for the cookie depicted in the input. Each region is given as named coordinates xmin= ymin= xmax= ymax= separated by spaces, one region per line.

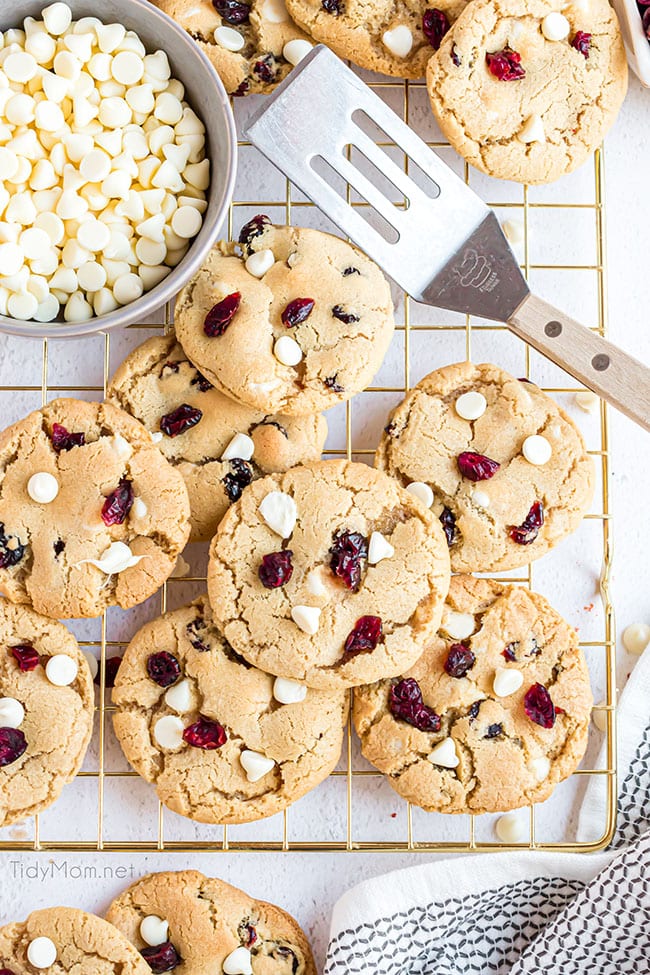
xmin=375 ymin=362 xmax=594 ymax=574
xmin=286 ymin=0 xmax=468 ymax=78
xmin=353 ymin=575 xmax=593 ymax=814
xmin=207 ymin=459 xmax=451 ymax=690
xmin=106 ymin=870 xmax=317 ymax=974
xmin=152 ymin=0 xmax=314 ymax=95
xmin=426 ymin=0 xmax=627 ymax=184
xmin=107 ymin=333 xmax=327 ymax=543
xmin=0 ymin=601 xmax=93 ymax=827
xmin=0 ymin=398 xmax=191 ymax=619
xmin=112 ymin=596 xmax=347 ymax=823
xmin=174 ymin=218 xmax=395 ymax=416
xmin=0 ymin=907 xmax=151 ymax=974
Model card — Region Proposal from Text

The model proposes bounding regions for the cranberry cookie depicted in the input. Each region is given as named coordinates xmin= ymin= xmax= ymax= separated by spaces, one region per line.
xmin=426 ymin=0 xmax=627 ymax=184
xmin=106 ymin=870 xmax=317 ymax=974
xmin=207 ymin=460 xmax=451 ymax=690
xmin=152 ymin=0 xmax=313 ymax=95
xmin=112 ymin=596 xmax=347 ymax=823
xmin=0 ymin=398 xmax=190 ymax=619
xmin=375 ymin=362 xmax=594 ymax=574
xmin=174 ymin=218 xmax=395 ymax=416
xmin=353 ymin=575 xmax=593 ymax=814
xmin=0 ymin=601 xmax=93 ymax=828
xmin=0 ymin=907 xmax=151 ymax=974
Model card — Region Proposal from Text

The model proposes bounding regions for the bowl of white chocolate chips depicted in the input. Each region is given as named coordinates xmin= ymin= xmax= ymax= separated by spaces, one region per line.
xmin=0 ymin=0 xmax=237 ymax=337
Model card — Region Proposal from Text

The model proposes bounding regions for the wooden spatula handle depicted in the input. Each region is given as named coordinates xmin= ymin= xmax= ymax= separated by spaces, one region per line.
xmin=508 ymin=293 xmax=650 ymax=432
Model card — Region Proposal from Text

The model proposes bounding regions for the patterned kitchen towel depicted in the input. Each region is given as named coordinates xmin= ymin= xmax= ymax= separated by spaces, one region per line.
xmin=324 ymin=647 xmax=650 ymax=975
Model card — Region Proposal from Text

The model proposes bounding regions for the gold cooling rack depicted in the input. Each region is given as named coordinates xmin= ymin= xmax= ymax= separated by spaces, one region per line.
xmin=0 ymin=76 xmax=616 ymax=854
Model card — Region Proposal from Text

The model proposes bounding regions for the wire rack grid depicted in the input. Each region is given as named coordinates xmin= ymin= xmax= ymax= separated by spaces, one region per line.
xmin=0 ymin=72 xmax=616 ymax=855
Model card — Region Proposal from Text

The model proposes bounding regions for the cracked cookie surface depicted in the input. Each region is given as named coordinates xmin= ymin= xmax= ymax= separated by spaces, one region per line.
xmin=353 ymin=575 xmax=592 ymax=814
xmin=375 ymin=361 xmax=594 ymax=573
xmin=0 ymin=601 xmax=93 ymax=828
xmin=152 ymin=0 xmax=313 ymax=94
xmin=0 ymin=398 xmax=191 ymax=619
xmin=106 ymin=869 xmax=317 ymax=974
xmin=286 ymin=0 xmax=468 ymax=78
xmin=112 ymin=596 xmax=347 ymax=823
xmin=0 ymin=906 xmax=151 ymax=974
xmin=107 ymin=333 xmax=327 ymax=543
xmin=207 ymin=460 xmax=451 ymax=690
xmin=426 ymin=0 xmax=627 ymax=184
xmin=174 ymin=221 xmax=395 ymax=416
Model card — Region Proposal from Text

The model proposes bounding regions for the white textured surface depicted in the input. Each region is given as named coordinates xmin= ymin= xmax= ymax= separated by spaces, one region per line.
xmin=0 ymin=70 xmax=648 ymax=973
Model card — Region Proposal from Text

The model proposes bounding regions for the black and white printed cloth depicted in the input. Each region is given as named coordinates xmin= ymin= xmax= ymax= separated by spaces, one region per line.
xmin=324 ymin=649 xmax=650 ymax=975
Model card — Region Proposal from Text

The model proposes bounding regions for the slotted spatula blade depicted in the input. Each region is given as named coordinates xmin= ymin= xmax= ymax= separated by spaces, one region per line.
xmin=244 ymin=46 xmax=650 ymax=432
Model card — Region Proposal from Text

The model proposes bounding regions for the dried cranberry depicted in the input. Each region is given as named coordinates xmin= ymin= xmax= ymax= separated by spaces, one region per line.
xmin=282 ymin=297 xmax=315 ymax=327
xmin=238 ymin=922 xmax=257 ymax=947
xmin=509 ymin=501 xmax=544 ymax=545
xmin=571 ymin=30 xmax=591 ymax=57
xmin=644 ymin=8 xmax=650 ymax=40
xmin=451 ymin=43 xmax=461 ymax=65
xmin=423 ymin=8 xmax=450 ymax=49
xmin=140 ymin=942 xmax=181 ymax=973
xmin=191 ymin=371 xmax=213 ymax=392
xmin=160 ymin=404 xmax=203 ymax=437
xmin=486 ymin=46 xmax=526 ymax=81
xmin=444 ymin=643 xmax=475 ymax=678
xmin=439 ymin=507 xmax=457 ymax=546
xmin=239 ymin=214 xmax=270 ymax=253
xmin=95 ymin=655 xmax=122 ymax=688
xmin=147 ymin=651 xmax=181 ymax=688
xmin=212 ymin=0 xmax=250 ymax=23
xmin=321 ymin=0 xmax=342 ymax=13
xmin=187 ymin=618 xmax=210 ymax=653
xmin=101 ymin=478 xmax=134 ymax=526
xmin=0 ymin=968 xmax=16 ymax=974
xmin=233 ymin=80 xmax=249 ymax=97
xmin=0 ymin=727 xmax=27 ymax=768
xmin=342 ymin=265 xmax=359 ymax=276
xmin=182 ymin=717 xmax=227 ymax=749
xmin=485 ymin=723 xmax=503 ymax=739
xmin=324 ymin=375 xmax=344 ymax=393
xmin=10 ymin=645 xmax=39 ymax=671
xmin=344 ymin=616 xmax=382 ymax=656
xmin=259 ymin=550 xmax=293 ymax=589
xmin=0 ymin=525 xmax=24 ymax=569
xmin=389 ymin=678 xmax=441 ymax=732
xmin=222 ymin=458 xmax=253 ymax=502
xmin=503 ymin=642 xmax=517 ymax=662
xmin=54 ymin=538 xmax=65 ymax=557
xmin=254 ymin=54 xmax=278 ymax=83
xmin=204 ymin=292 xmax=241 ymax=337
xmin=457 ymin=451 xmax=500 ymax=481
xmin=51 ymin=422 xmax=85 ymax=452
xmin=468 ymin=700 xmax=481 ymax=719
xmin=524 ymin=683 xmax=556 ymax=728
xmin=332 ymin=304 xmax=359 ymax=324
xmin=329 ymin=530 xmax=368 ymax=591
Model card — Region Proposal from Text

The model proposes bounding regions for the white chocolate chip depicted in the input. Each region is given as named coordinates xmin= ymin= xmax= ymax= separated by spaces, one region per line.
xmin=171 ymin=205 xmax=203 ymax=239
xmin=455 ymin=390 xmax=487 ymax=421
xmin=472 ymin=489 xmax=490 ymax=508
xmin=529 ymin=755 xmax=550 ymax=781
xmin=27 ymin=472 xmax=59 ymax=504
xmin=428 ymin=737 xmax=459 ymax=769
xmin=140 ymin=916 xmax=169 ymax=947
xmin=221 ymin=433 xmax=254 ymax=462
xmin=541 ymin=11 xmax=570 ymax=40
xmin=263 ymin=0 xmax=290 ymax=21
xmin=496 ymin=811 xmax=527 ymax=843
xmin=405 ymin=481 xmax=434 ymax=508
xmin=502 ymin=218 xmax=524 ymax=245
xmin=592 ymin=703 xmax=608 ymax=732
xmin=80 ymin=541 xmax=143 ymax=574
xmin=623 ymin=622 xmax=650 ymax=655
xmin=165 ymin=679 xmax=193 ymax=714
xmin=0 ymin=697 xmax=25 ymax=729
xmin=273 ymin=676 xmax=307 ymax=705
xmin=575 ymin=390 xmax=599 ymax=413
xmin=214 ymin=26 xmax=245 ymax=52
xmin=274 ymin=335 xmax=302 ymax=367
xmin=112 ymin=50 xmax=145 ymax=85
xmin=367 ymin=530 xmax=394 ymax=565
xmin=170 ymin=555 xmax=190 ymax=578
xmin=245 ymin=248 xmax=274 ymax=277
xmin=239 ymin=749 xmax=276 ymax=783
xmin=381 ymin=25 xmax=413 ymax=58
xmin=27 ymin=936 xmax=57 ymax=969
xmin=518 ymin=114 xmax=546 ymax=144
xmin=151 ymin=431 xmax=163 ymax=444
xmin=83 ymin=650 xmax=99 ymax=681
xmin=42 ymin=3 xmax=73 ymax=35
xmin=443 ymin=610 xmax=476 ymax=641
xmin=223 ymin=946 xmax=253 ymax=975
xmin=259 ymin=491 xmax=296 ymax=538
xmin=493 ymin=667 xmax=524 ymax=697
xmin=283 ymin=39 xmax=313 ymax=65
xmin=154 ymin=714 xmax=185 ymax=750
xmin=522 ymin=434 xmax=552 ymax=466
xmin=291 ymin=604 xmax=321 ymax=635
xmin=45 ymin=653 xmax=79 ymax=687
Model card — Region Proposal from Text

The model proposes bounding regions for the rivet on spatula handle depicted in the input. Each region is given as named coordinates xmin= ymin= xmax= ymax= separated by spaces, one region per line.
xmin=508 ymin=293 xmax=650 ymax=432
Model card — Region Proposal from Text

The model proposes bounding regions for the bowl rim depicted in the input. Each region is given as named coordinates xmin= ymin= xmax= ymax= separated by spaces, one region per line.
xmin=0 ymin=0 xmax=238 ymax=340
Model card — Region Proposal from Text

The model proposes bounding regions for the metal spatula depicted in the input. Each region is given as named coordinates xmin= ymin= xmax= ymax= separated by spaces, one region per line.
xmin=244 ymin=46 xmax=650 ymax=432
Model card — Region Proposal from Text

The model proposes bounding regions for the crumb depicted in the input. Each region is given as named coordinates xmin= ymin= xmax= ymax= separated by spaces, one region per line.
xmin=390 ymin=812 xmax=397 ymax=819
xmin=583 ymin=603 xmax=594 ymax=612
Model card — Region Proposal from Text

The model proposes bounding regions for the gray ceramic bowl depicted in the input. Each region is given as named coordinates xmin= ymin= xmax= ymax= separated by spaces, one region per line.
xmin=0 ymin=0 xmax=237 ymax=339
